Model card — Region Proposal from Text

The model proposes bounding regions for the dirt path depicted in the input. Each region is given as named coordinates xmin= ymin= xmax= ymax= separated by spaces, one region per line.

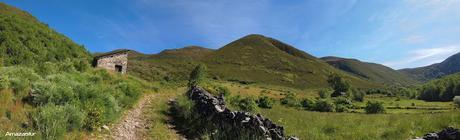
xmin=90 ymin=93 xmax=156 ymax=140
xmin=110 ymin=93 xmax=154 ymax=140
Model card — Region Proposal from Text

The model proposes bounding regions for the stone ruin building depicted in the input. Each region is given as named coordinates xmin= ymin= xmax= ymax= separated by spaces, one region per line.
xmin=93 ymin=50 xmax=129 ymax=74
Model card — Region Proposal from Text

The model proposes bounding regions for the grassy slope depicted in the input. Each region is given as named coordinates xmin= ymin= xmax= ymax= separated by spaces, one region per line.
xmin=128 ymin=34 xmax=381 ymax=89
xmin=0 ymin=2 xmax=91 ymax=66
xmin=399 ymin=52 xmax=460 ymax=82
xmin=321 ymin=56 xmax=418 ymax=86
xmin=0 ymin=3 xmax=152 ymax=139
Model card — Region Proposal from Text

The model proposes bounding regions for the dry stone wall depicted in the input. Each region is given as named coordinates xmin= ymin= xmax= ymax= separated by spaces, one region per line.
xmin=186 ymin=86 xmax=298 ymax=140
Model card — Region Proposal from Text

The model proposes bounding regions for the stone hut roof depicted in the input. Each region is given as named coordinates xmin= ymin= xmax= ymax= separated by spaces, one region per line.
xmin=94 ymin=49 xmax=130 ymax=59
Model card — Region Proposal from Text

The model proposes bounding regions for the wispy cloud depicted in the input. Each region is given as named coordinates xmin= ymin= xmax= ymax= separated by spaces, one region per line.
xmin=384 ymin=45 xmax=460 ymax=69
xmin=403 ymin=35 xmax=425 ymax=44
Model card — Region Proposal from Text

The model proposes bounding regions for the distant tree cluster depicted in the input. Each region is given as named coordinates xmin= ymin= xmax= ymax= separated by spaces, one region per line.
xmin=419 ymin=73 xmax=460 ymax=101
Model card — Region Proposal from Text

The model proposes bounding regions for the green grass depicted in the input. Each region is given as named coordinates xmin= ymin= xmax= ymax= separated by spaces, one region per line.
xmin=127 ymin=34 xmax=383 ymax=90
xmin=322 ymin=56 xmax=419 ymax=86
xmin=212 ymin=82 xmax=459 ymax=139
xmin=258 ymin=104 xmax=460 ymax=140
xmin=0 ymin=2 xmax=91 ymax=67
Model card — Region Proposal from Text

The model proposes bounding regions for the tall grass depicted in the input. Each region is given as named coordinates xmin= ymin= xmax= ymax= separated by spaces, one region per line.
xmin=0 ymin=60 xmax=149 ymax=139
xmin=259 ymin=104 xmax=460 ymax=140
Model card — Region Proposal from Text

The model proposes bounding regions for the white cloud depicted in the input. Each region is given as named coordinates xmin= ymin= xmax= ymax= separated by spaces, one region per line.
xmin=384 ymin=45 xmax=460 ymax=69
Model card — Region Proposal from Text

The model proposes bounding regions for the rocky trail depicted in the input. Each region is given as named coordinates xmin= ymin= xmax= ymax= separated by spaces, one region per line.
xmin=91 ymin=93 xmax=156 ymax=140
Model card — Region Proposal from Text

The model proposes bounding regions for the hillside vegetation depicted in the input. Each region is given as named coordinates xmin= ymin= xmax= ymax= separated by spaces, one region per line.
xmin=0 ymin=3 xmax=91 ymax=66
xmin=128 ymin=34 xmax=381 ymax=89
xmin=418 ymin=72 xmax=460 ymax=102
xmin=322 ymin=56 xmax=418 ymax=86
xmin=400 ymin=52 xmax=460 ymax=81
xmin=0 ymin=3 xmax=151 ymax=139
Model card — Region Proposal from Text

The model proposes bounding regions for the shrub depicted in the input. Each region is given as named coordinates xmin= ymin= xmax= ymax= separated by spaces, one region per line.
xmin=454 ymin=96 xmax=460 ymax=107
xmin=280 ymin=93 xmax=299 ymax=107
xmin=318 ymin=90 xmax=331 ymax=99
xmin=238 ymin=97 xmax=257 ymax=112
xmin=365 ymin=101 xmax=385 ymax=114
xmin=313 ymin=99 xmax=335 ymax=112
xmin=256 ymin=96 xmax=274 ymax=109
xmin=73 ymin=59 xmax=90 ymax=72
xmin=65 ymin=105 xmax=85 ymax=131
xmin=334 ymin=97 xmax=352 ymax=106
xmin=352 ymin=91 xmax=365 ymax=102
xmin=175 ymin=95 xmax=195 ymax=120
xmin=217 ymin=86 xmax=231 ymax=97
xmin=83 ymin=102 xmax=104 ymax=131
xmin=188 ymin=64 xmax=207 ymax=88
xmin=33 ymin=105 xmax=68 ymax=139
xmin=301 ymin=98 xmax=316 ymax=110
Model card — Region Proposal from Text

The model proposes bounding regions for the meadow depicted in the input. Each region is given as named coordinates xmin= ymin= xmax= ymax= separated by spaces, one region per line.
xmin=161 ymin=79 xmax=458 ymax=140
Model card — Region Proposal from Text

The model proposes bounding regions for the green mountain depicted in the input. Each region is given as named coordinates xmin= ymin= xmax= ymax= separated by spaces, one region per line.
xmin=321 ymin=56 xmax=418 ymax=85
xmin=0 ymin=2 xmax=91 ymax=66
xmin=399 ymin=52 xmax=460 ymax=82
xmin=128 ymin=34 xmax=381 ymax=89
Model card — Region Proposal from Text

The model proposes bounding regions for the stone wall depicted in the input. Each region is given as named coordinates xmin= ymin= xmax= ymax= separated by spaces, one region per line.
xmin=96 ymin=52 xmax=128 ymax=74
xmin=185 ymin=86 xmax=298 ymax=140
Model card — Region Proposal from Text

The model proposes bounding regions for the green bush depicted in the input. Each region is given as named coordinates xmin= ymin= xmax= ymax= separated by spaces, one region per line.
xmin=256 ymin=96 xmax=274 ymax=109
xmin=217 ymin=86 xmax=231 ymax=97
xmin=65 ymin=105 xmax=85 ymax=131
xmin=83 ymin=102 xmax=105 ymax=131
xmin=301 ymin=98 xmax=316 ymax=110
xmin=365 ymin=101 xmax=385 ymax=114
xmin=238 ymin=97 xmax=257 ymax=112
xmin=352 ymin=90 xmax=365 ymax=102
xmin=280 ymin=93 xmax=299 ymax=107
xmin=453 ymin=96 xmax=460 ymax=107
xmin=33 ymin=105 xmax=68 ymax=139
xmin=318 ymin=90 xmax=331 ymax=99
xmin=313 ymin=99 xmax=335 ymax=112
xmin=334 ymin=97 xmax=352 ymax=106
xmin=188 ymin=64 xmax=207 ymax=88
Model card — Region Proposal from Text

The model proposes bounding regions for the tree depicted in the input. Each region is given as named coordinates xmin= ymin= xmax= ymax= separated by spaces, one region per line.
xmin=365 ymin=101 xmax=385 ymax=114
xmin=188 ymin=64 xmax=207 ymax=88
xmin=327 ymin=74 xmax=350 ymax=97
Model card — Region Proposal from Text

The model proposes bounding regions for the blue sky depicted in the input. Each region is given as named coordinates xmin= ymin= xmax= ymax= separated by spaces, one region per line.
xmin=2 ymin=0 xmax=460 ymax=69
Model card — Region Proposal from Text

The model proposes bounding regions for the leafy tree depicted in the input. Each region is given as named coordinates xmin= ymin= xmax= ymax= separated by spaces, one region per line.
xmin=365 ymin=101 xmax=385 ymax=114
xmin=327 ymin=74 xmax=350 ymax=97
xmin=188 ymin=64 xmax=207 ymax=88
